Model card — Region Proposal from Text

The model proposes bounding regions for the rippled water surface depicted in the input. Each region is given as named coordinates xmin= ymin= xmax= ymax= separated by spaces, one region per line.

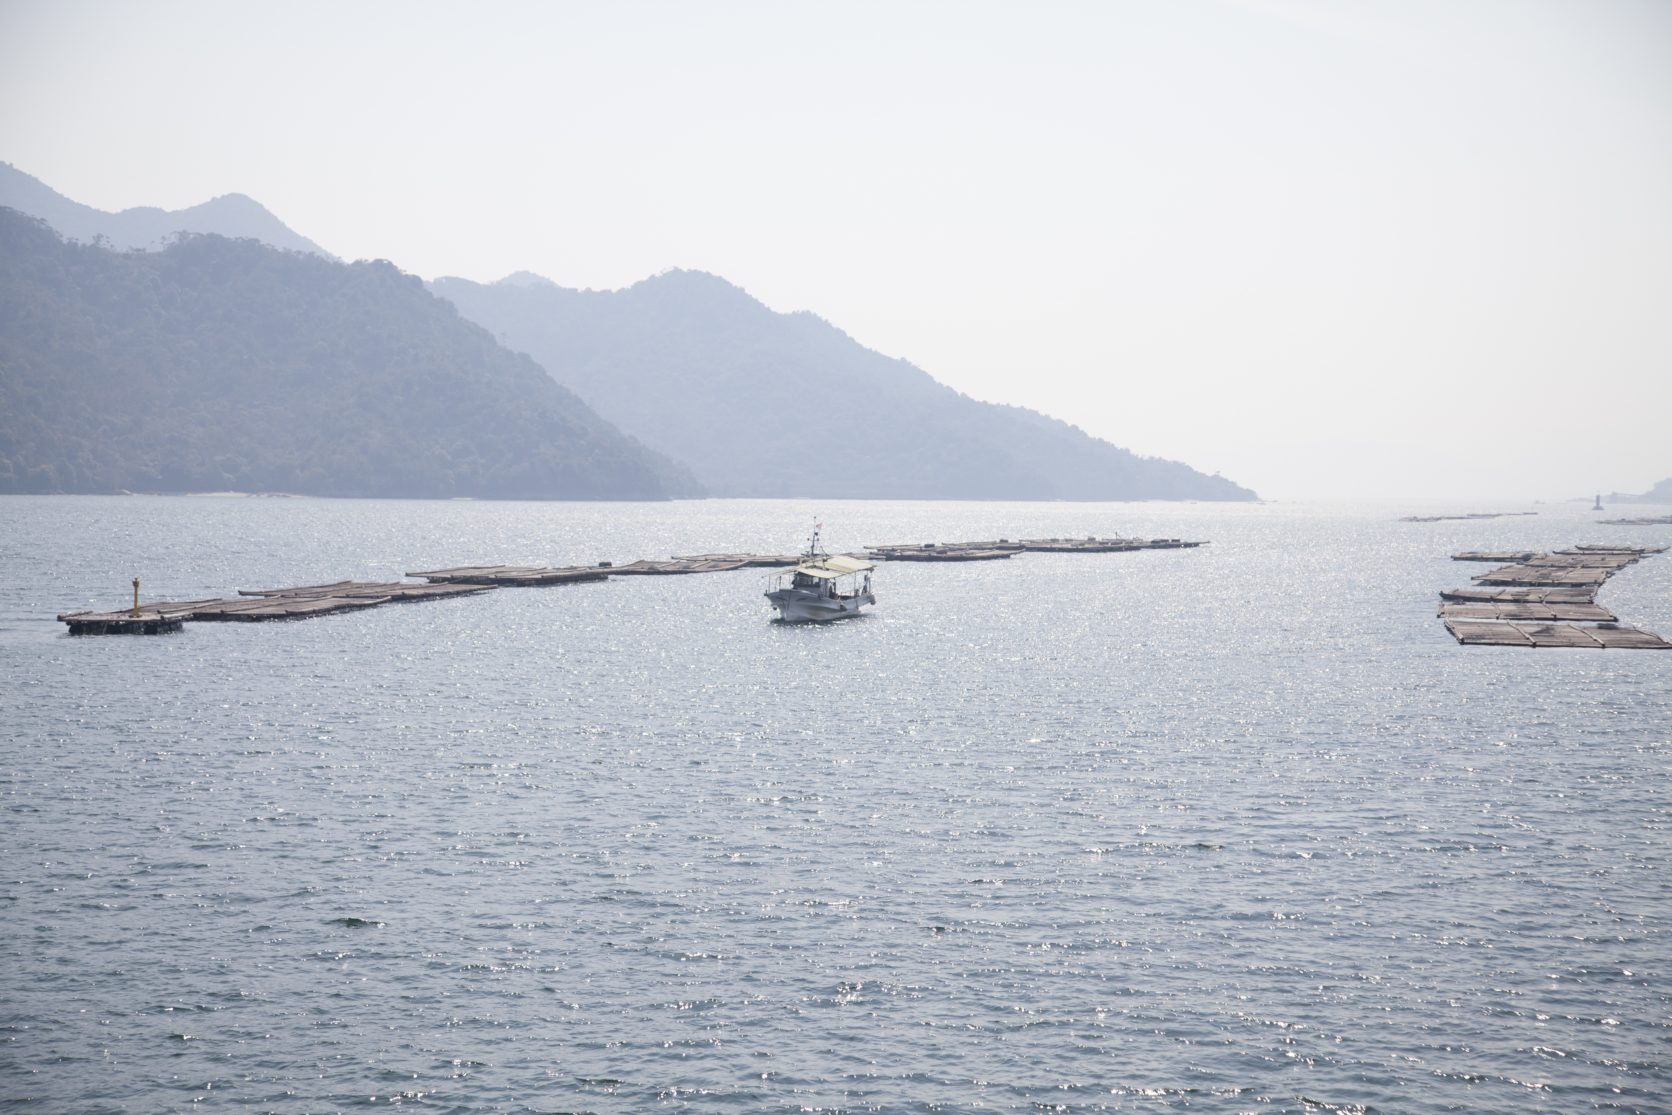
xmin=2 ymin=495 xmax=1669 ymax=1113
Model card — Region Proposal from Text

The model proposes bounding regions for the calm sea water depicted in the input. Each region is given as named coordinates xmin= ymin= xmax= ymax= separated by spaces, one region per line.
xmin=1 ymin=495 xmax=1668 ymax=1114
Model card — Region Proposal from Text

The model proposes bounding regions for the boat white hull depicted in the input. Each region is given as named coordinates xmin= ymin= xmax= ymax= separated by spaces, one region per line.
xmin=765 ymin=588 xmax=876 ymax=623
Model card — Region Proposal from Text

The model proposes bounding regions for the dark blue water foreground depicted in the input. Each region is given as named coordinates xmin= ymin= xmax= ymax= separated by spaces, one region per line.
xmin=2 ymin=496 xmax=1668 ymax=1113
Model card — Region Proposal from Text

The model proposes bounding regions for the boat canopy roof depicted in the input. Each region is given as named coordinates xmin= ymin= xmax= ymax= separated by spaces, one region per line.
xmin=793 ymin=554 xmax=875 ymax=580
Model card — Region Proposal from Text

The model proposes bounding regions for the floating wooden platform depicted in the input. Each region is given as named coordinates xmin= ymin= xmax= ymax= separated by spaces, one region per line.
xmin=1468 ymin=548 xmax=1653 ymax=588
xmin=58 ymin=580 xmax=487 ymax=634
xmin=1439 ymin=601 xmax=1617 ymax=622
xmin=870 ymin=546 xmax=1018 ymax=562
xmin=671 ymin=553 xmax=800 ymax=568
xmin=603 ymin=558 xmax=755 ymax=575
xmin=58 ymin=612 xmax=186 ymax=636
xmin=406 ymin=564 xmax=610 ymax=586
xmin=1601 ymin=514 xmax=1672 ymax=526
xmin=235 ymin=580 xmax=490 ymax=603
xmin=1024 ymin=536 xmax=1202 ymax=552
xmin=866 ymin=537 xmax=1201 ymax=561
xmin=1440 ymin=586 xmax=1599 ymax=604
xmin=1452 ymin=550 xmax=1537 ymax=563
xmin=1444 ymin=619 xmax=1671 ymax=649
xmin=1471 ymin=567 xmax=1614 ymax=588
xmin=1402 ymin=511 xmax=1538 ymax=523
xmin=1572 ymin=543 xmax=1667 ymax=553
xmin=407 ymin=554 xmax=799 ymax=584
xmin=1439 ymin=544 xmax=1670 ymax=649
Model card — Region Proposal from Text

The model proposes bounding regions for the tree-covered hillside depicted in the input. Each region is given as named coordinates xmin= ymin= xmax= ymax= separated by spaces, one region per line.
xmin=0 ymin=210 xmax=700 ymax=498
xmin=434 ymin=270 xmax=1256 ymax=501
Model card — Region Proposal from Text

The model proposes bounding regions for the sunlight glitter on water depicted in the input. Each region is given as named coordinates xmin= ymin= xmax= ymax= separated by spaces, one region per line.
xmin=1 ymin=495 xmax=1669 ymax=1111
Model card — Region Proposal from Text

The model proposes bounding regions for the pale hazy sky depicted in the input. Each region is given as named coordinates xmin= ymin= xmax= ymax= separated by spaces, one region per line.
xmin=3 ymin=0 xmax=1668 ymax=500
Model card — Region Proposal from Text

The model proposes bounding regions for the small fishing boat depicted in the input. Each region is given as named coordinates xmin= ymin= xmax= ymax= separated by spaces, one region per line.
xmin=765 ymin=525 xmax=876 ymax=622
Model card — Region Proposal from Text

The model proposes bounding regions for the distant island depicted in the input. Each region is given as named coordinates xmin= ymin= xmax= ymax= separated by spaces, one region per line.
xmin=433 ymin=270 xmax=1257 ymax=501
xmin=0 ymin=209 xmax=698 ymax=499
xmin=1603 ymin=477 xmax=1672 ymax=505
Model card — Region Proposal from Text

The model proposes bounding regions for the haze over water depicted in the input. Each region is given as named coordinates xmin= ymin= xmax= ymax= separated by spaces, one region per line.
xmin=3 ymin=495 xmax=1669 ymax=1112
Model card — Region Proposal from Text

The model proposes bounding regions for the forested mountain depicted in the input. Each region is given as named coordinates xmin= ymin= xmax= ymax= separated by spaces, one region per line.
xmin=0 ymin=209 xmax=699 ymax=498
xmin=4 ymin=163 xmax=1254 ymax=501
xmin=433 ymin=270 xmax=1256 ymax=501
xmin=0 ymin=161 xmax=333 ymax=257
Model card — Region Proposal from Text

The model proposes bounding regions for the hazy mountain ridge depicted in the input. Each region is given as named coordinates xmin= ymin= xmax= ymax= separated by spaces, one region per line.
xmin=1605 ymin=477 xmax=1672 ymax=504
xmin=433 ymin=269 xmax=1257 ymax=501
xmin=0 ymin=209 xmax=699 ymax=498
xmin=5 ymin=163 xmax=1253 ymax=502
xmin=0 ymin=161 xmax=334 ymax=257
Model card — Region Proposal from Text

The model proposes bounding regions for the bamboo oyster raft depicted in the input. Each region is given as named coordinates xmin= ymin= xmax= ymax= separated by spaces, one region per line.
xmin=1439 ymin=544 xmax=1670 ymax=649
xmin=58 ymin=535 xmax=1204 ymax=634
